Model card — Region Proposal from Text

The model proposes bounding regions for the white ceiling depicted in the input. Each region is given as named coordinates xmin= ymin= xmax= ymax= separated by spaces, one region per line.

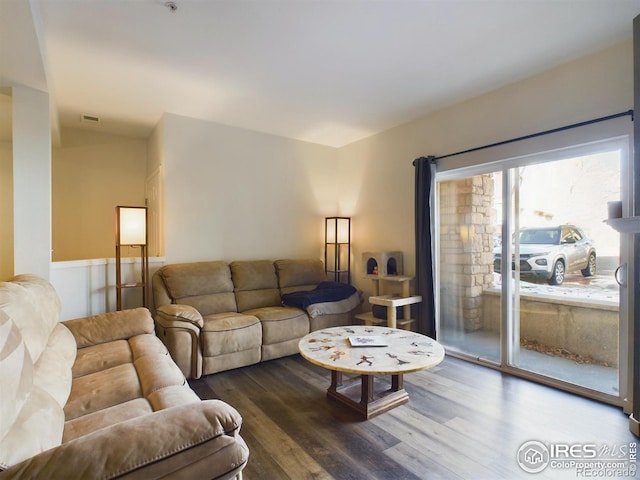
xmin=22 ymin=0 xmax=640 ymax=147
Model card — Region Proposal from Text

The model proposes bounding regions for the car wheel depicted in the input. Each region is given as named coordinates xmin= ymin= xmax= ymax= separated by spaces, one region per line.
xmin=581 ymin=252 xmax=596 ymax=277
xmin=548 ymin=260 xmax=565 ymax=285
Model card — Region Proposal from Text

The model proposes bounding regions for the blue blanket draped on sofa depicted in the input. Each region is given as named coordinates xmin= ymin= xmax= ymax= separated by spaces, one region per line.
xmin=281 ymin=281 xmax=357 ymax=310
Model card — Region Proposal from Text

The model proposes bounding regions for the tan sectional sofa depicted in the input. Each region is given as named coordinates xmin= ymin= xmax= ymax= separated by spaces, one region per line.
xmin=153 ymin=259 xmax=360 ymax=379
xmin=0 ymin=274 xmax=248 ymax=479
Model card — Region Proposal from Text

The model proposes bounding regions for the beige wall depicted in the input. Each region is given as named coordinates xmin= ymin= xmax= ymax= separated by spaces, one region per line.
xmin=147 ymin=119 xmax=165 ymax=257
xmin=52 ymin=128 xmax=147 ymax=261
xmin=338 ymin=40 xmax=633 ymax=298
xmin=162 ymin=113 xmax=339 ymax=263
xmin=0 ymin=141 xmax=13 ymax=280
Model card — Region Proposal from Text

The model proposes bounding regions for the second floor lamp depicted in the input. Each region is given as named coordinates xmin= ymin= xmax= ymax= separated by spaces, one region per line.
xmin=115 ymin=206 xmax=149 ymax=310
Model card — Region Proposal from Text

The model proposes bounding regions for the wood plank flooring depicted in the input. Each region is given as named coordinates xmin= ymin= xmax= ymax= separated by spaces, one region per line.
xmin=189 ymin=355 xmax=637 ymax=480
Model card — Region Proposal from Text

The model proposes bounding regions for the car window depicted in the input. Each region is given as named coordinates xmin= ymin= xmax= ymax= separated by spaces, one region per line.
xmin=571 ymin=228 xmax=583 ymax=241
xmin=561 ymin=228 xmax=576 ymax=244
xmin=520 ymin=229 xmax=559 ymax=244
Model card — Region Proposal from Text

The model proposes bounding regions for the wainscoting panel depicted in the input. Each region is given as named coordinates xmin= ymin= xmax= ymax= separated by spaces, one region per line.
xmin=50 ymin=257 xmax=165 ymax=320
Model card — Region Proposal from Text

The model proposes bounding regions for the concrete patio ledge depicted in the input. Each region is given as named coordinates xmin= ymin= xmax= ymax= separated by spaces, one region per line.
xmin=481 ymin=288 xmax=618 ymax=367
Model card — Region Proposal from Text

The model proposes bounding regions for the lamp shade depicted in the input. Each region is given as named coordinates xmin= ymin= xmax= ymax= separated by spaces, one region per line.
xmin=326 ymin=217 xmax=350 ymax=244
xmin=116 ymin=206 xmax=147 ymax=245
xmin=336 ymin=218 xmax=350 ymax=243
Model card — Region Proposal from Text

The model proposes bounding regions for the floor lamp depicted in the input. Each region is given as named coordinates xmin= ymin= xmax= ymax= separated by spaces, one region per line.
xmin=115 ymin=206 xmax=149 ymax=310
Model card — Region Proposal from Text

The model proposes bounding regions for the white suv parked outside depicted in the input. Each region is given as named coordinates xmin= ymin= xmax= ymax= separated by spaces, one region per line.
xmin=493 ymin=225 xmax=596 ymax=285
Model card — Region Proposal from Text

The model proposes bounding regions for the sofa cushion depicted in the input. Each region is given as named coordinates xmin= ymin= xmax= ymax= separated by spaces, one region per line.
xmin=64 ymin=308 xmax=155 ymax=349
xmin=0 ymin=276 xmax=67 ymax=470
xmin=10 ymin=401 xmax=248 ymax=480
xmin=72 ymin=339 xmax=133 ymax=378
xmin=72 ymin=321 xmax=167 ymax=374
xmin=244 ymin=306 xmax=309 ymax=345
xmin=159 ymin=261 xmax=234 ymax=299
xmin=147 ymin=385 xmax=201 ymax=411
xmin=47 ymin=322 xmax=77 ymax=367
xmin=130 ymin=333 xmax=174 ymax=358
xmin=65 ymin=363 xmax=143 ymax=421
xmin=63 ymin=333 xmax=201 ymax=442
xmin=178 ymin=292 xmax=238 ymax=318
xmin=231 ymin=261 xmax=281 ymax=311
xmin=63 ymin=398 xmax=153 ymax=443
xmin=201 ymin=313 xmax=262 ymax=357
xmin=230 ymin=260 xmax=278 ymax=291
xmin=135 ymin=353 xmax=187 ymax=398
xmin=0 ymin=385 xmax=64 ymax=470
xmin=156 ymin=262 xmax=238 ymax=316
xmin=11 ymin=275 xmax=62 ymax=334
xmin=0 ymin=277 xmax=60 ymax=363
xmin=275 ymin=259 xmax=325 ymax=294
xmin=66 ymin=333 xmax=187 ymax=421
xmin=0 ymin=312 xmax=33 ymax=443
xmin=32 ymin=325 xmax=75 ymax=408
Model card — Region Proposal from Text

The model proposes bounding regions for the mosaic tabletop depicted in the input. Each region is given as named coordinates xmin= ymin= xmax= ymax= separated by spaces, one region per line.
xmin=298 ymin=325 xmax=445 ymax=375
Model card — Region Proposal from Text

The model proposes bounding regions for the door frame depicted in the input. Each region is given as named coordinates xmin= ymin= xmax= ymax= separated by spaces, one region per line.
xmin=435 ymin=135 xmax=632 ymax=407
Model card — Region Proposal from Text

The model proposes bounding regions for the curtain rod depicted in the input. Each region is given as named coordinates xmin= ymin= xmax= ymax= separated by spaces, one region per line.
xmin=427 ymin=109 xmax=634 ymax=162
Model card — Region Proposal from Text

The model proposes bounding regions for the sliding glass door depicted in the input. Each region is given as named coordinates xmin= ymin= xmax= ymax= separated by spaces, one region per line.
xmin=508 ymin=152 xmax=622 ymax=397
xmin=436 ymin=140 xmax=629 ymax=404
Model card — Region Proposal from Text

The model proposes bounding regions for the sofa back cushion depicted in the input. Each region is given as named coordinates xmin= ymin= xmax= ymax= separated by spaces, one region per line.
xmin=0 ymin=275 xmax=70 ymax=469
xmin=230 ymin=261 xmax=281 ymax=312
xmin=154 ymin=262 xmax=238 ymax=316
xmin=0 ymin=311 xmax=33 ymax=445
xmin=0 ymin=275 xmax=61 ymax=364
xmin=275 ymin=259 xmax=325 ymax=294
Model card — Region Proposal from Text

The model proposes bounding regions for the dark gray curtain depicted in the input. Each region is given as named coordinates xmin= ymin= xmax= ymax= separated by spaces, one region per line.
xmin=414 ymin=156 xmax=437 ymax=339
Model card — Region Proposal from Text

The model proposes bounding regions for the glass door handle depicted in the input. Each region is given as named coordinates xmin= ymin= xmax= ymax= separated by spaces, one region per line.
xmin=615 ymin=264 xmax=627 ymax=288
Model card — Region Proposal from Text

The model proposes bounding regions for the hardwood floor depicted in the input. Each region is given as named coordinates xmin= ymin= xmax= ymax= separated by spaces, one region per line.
xmin=189 ymin=355 xmax=637 ymax=480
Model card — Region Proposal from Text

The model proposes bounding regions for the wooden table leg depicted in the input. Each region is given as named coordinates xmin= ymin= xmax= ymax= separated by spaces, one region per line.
xmin=391 ymin=373 xmax=403 ymax=392
xmin=326 ymin=372 xmax=409 ymax=420
xmin=330 ymin=370 xmax=343 ymax=393
xmin=361 ymin=375 xmax=374 ymax=405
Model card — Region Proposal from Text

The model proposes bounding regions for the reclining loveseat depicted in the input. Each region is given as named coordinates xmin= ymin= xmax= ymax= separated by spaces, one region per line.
xmin=152 ymin=259 xmax=360 ymax=379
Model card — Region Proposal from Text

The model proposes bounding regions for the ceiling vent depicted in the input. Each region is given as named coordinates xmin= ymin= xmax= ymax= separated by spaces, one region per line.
xmin=81 ymin=114 xmax=101 ymax=126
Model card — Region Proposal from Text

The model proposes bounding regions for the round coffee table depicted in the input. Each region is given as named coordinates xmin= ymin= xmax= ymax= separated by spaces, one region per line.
xmin=298 ymin=325 xmax=445 ymax=419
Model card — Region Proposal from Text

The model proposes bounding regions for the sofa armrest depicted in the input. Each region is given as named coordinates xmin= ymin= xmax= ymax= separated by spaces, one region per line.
xmin=155 ymin=305 xmax=204 ymax=379
xmin=156 ymin=304 xmax=204 ymax=329
xmin=63 ymin=308 xmax=155 ymax=349
xmin=0 ymin=400 xmax=249 ymax=480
